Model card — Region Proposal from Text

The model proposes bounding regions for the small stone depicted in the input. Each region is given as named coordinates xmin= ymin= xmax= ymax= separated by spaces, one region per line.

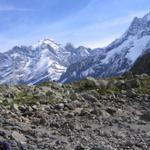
xmin=80 ymin=108 xmax=91 ymax=116
xmin=12 ymin=131 xmax=27 ymax=144
xmin=55 ymin=103 xmax=64 ymax=110
xmin=31 ymin=105 xmax=37 ymax=111
xmin=12 ymin=103 xmax=19 ymax=111
xmin=126 ymin=90 xmax=137 ymax=98
xmin=105 ymin=107 xmax=116 ymax=115
xmin=75 ymin=145 xmax=85 ymax=150
xmin=140 ymin=111 xmax=150 ymax=121
xmin=82 ymin=94 xmax=98 ymax=103
xmin=65 ymin=103 xmax=75 ymax=110
xmin=100 ymin=110 xmax=111 ymax=118
xmin=70 ymin=93 xmax=79 ymax=100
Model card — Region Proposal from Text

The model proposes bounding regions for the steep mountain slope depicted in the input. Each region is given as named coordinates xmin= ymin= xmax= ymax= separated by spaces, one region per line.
xmin=130 ymin=50 xmax=150 ymax=75
xmin=59 ymin=12 xmax=150 ymax=83
xmin=0 ymin=39 xmax=92 ymax=85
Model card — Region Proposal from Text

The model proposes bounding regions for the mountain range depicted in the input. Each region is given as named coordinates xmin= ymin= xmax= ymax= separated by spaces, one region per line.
xmin=0 ymin=12 xmax=150 ymax=85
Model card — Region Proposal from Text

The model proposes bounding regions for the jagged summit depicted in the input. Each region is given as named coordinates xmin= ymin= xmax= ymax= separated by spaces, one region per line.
xmin=65 ymin=43 xmax=75 ymax=52
xmin=32 ymin=38 xmax=61 ymax=50
xmin=143 ymin=11 xmax=150 ymax=21
xmin=127 ymin=12 xmax=150 ymax=36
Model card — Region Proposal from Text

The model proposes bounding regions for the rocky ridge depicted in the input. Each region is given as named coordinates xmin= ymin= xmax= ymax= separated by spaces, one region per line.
xmin=0 ymin=73 xmax=150 ymax=149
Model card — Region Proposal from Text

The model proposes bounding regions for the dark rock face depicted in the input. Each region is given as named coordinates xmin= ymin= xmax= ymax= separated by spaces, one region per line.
xmin=0 ymin=75 xmax=150 ymax=149
xmin=130 ymin=51 xmax=150 ymax=75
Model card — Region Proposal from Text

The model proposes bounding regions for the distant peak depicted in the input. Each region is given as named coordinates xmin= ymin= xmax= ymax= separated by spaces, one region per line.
xmin=39 ymin=38 xmax=59 ymax=45
xmin=32 ymin=37 xmax=60 ymax=49
xmin=42 ymin=38 xmax=55 ymax=43
xmin=65 ymin=43 xmax=75 ymax=52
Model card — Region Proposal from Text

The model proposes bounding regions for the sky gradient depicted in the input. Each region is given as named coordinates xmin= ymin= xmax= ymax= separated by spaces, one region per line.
xmin=0 ymin=0 xmax=149 ymax=51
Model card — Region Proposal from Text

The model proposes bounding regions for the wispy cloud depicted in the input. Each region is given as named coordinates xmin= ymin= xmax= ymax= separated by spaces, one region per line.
xmin=0 ymin=5 xmax=31 ymax=12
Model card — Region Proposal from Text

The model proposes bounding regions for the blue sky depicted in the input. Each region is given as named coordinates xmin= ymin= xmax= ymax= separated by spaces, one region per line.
xmin=0 ymin=0 xmax=149 ymax=51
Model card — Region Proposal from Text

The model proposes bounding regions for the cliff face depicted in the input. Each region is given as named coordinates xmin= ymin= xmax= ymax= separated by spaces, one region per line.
xmin=130 ymin=50 xmax=150 ymax=75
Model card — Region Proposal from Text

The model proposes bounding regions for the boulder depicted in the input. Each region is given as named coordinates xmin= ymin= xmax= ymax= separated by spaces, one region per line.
xmin=123 ymin=71 xmax=134 ymax=79
xmin=107 ymin=80 xmax=118 ymax=89
xmin=126 ymin=90 xmax=137 ymax=98
xmin=79 ymin=77 xmax=99 ymax=89
xmin=98 ymin=79 xmax=109 ymax=89
xmin=125 ymin=79 xmax=141 ymax=88
xmin=86 ymin=77 xmax=100 ymax=87
xmin=115 ymin=80 xmax=126 ymax=90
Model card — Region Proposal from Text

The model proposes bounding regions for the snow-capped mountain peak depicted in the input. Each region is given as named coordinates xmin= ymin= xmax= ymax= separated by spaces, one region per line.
xmin=32 ymin=38 xmax=60 ymax=50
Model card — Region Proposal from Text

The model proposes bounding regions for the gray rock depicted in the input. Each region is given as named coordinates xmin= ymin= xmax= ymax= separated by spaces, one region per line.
xmin=98 ymin=79 xmax=109 ymax=89
xmin=11 ymin=104 xmax=19 ymax=112
xmin=12 ymin=131 xmax=27 ymax=144
xmin=105 ymin=107 xmax=116 ymax=115
xmin=125 ymin=79 xmax=141 ymax=88
xmin=115 ymin=80 xmax=126 ymax=89
xmin=86 ymin=77 xmax=100 ymax=87
xmin=140 ymin=111 xmax=150 ymax=121
xmin=123 ymin=71 xmax=134 ymax=79
xmin=55 ymin=103 xmax=64 ymax=110
xmin=126 ymin=90 xmax=137 ymax=98
xmin=82 ymin=94 xmax=98 ymax=103
xmin=70 ymin=93 xmax=79 ymax=101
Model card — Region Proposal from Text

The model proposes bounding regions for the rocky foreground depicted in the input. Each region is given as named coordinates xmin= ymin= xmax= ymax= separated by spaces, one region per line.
xmin=0 ymin=73 xmax=150 ymax=150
